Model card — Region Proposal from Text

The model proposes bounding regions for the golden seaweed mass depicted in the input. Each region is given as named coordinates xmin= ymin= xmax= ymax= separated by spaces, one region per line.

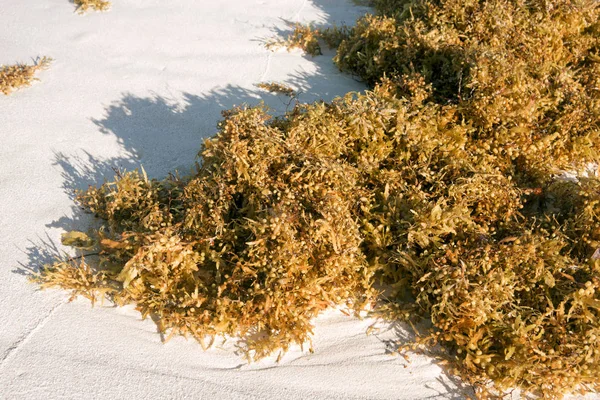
xmin=73 ymin=0 xmax=111 ymax=14
xmin=35 ymin=0 xmax=600 ymax=398
xmin=0 ymin=57 xmax=52 ymax=95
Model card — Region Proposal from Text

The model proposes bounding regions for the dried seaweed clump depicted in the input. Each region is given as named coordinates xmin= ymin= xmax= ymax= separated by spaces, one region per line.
xmin=266 ymin=23 xmax=323 ymax=56
xmin=0 ymin=57 xmax=52 ymax=95
xmin=267 ymin=23 xmax=352 ymax=57
xmin=255 ymin=82 xmax=296 ymax=97
xmin=35 ymin=0 xmax=600 ymax=397
xmin=73 ymin=0 xmax=111 ymax=14
xmin=37 ymin=105 xmax=379 ymax=360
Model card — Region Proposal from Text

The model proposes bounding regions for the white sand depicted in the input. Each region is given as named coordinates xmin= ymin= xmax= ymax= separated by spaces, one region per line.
xmin=1 ymin=1 xmax=469 ymax=398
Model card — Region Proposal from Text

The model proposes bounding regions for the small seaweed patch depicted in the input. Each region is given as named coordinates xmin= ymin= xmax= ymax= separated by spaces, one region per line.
xmin=266 ymin=23 xmax=323 ymax=56
xmin=255 ymin=82 xmax=296 ymax=97
xmin=266 ymin=22 xmax=353 ymax=57
xmin=0 ymin=57 xmax=52 ymax=95
xmin=73 ymin=0 xmax=111 ymax=14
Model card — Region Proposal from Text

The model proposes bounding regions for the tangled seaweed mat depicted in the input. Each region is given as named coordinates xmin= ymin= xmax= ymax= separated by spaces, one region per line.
xmin=36 ymin=0 xmax=600 ymax=398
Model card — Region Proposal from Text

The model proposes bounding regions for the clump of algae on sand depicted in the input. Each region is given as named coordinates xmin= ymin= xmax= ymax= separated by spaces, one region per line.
xmin=254 ymin=81 xmax=296 ymax=97
xmin=0 ymin=57 xmax=52 ymax=95
xmin=36 ymin=0 xmax=600 ymax=397
xmin=73 ymin=0 xmax=111 ymax=14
